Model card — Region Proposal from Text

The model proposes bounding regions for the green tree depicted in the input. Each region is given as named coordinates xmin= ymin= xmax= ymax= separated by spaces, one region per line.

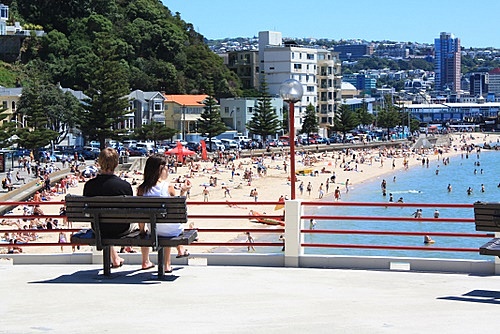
xmin=197 ymin=95 xmax=226 ymax=148
xmin=300 ymin=103 xmax=319 ymax=144
xmin=0 ymin=106 xmax=16 ymax=147
xmin=246 ymin=79 xmax=281 ymax=140
xmin=15 ymin=81 xmax=60 ymax=155
xmin=331 ymin=104 xmax=359 ymax=140
xmin=355 ymin=99 xmax=375 ymax=127
xmin=132 ymin=122 xmax=177 ymax=146
xmin=376 ymin=96 xmax=401 ymax=137
xmin=77 ymin=34 xmax=131 ymax=149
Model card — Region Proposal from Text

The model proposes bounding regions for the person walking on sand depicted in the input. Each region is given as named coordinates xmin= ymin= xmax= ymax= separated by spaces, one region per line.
xmin=246 ymin=232 xmax=255 ymax=252
xmin=298 ymin=181 xmax=304 ymax=196
xmin=203 ymin=186 xmax=209 ymax=202
xmin=318 ymin=183 xmax=324 ymax=199
xmin=253 ymin=188 xmax=258 ymax=202
xmin=306 ymin=182 xmax=312 ymax=196
xmin=334 ymin=186 xmax=341 ymax=201
xmin=345 ymin=179 xmax=350 ymax=193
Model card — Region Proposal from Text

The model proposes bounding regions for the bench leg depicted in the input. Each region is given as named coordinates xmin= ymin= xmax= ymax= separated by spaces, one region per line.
xmin=103 ymin=247 xmax=111 ymax=276
xmin=157 ymin=247 xmax=164 ymax=279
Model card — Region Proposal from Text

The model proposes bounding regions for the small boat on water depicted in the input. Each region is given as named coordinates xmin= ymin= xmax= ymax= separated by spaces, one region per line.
xmin=249 ymin=210 xmax=285 ymax=226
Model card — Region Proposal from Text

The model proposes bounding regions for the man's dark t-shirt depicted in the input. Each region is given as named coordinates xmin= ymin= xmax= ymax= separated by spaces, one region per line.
xmin=83 ymin=174 xmax=133 ymax=238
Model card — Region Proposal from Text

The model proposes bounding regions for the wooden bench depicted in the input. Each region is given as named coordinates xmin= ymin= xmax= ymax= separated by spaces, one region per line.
xmin=473 ymin=201 xmax=500 ymax=258
xmin=66 ymin=194 xmax=197 ymax=278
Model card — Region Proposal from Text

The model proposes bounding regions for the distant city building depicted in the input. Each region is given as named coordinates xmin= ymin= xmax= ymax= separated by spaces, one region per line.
xmin=341 ymin=82 xmax=359 ymax=99
xmin=343 ymin=74 xmax=377 ymax=94
xmin=487 ymin=68 xmax=500 ymax=97
xmin=374 ymin=43 xmax=409 ymax=58
xmin=404 ymin=101 xmax=500 ymax=124
xmin=219 ymin=97 xmax=283 ymax=137
xmin=333 ymin=44 xmax=374 ymax=61
xmin=226 ymin=50 xmax=260 ymax=90
xmin=434 ymin=32 xmax=461 ymax=93
xmin=469 ymin=73 xmax=488 ymax=97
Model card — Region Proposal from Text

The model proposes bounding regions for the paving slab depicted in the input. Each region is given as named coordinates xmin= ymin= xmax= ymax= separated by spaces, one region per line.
xmin=1 ymin=264 xmax=499 ymax=333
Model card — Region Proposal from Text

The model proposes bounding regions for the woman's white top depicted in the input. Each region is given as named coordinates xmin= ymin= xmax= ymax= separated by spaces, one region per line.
xmin=144 ymin=181 xmax=183 ymax=237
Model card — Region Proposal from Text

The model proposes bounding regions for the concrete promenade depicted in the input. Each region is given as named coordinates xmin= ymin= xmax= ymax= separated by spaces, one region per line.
xmin=1 ymin=263 xmax=499 ymax=333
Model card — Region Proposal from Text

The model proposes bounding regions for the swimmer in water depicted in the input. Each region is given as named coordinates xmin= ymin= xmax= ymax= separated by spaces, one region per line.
xmin=424 ymin=235 xmax=435 ymax=244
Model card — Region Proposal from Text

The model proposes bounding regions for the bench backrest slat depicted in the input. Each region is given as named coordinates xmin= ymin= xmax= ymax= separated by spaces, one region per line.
xmin=65 ymin=195 xmax=188 ymax=224
xmin=474 ymin=202 xmax=500 ymax=232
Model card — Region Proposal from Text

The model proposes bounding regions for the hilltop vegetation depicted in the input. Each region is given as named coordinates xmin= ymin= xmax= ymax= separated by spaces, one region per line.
xmin=3 ymin=0 xmax=240 ymax=97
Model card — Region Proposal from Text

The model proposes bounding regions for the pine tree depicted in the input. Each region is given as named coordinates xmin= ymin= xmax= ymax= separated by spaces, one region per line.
xmin=246 ymin=78 xmax=281 ymax=141
xmin=197 ymin=95 xmax=226 ymax=149
xmin=300 ymin=103 xmax=319 ymax=144
xmin=78 ymin=34 xmax=131 ymax=149
xmin=331 ymin=104 xmax=359 ymax=140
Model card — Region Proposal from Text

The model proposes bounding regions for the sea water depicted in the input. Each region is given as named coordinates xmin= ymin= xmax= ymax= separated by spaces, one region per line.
xmin=304 ymin=149 xmax=500 ymax=260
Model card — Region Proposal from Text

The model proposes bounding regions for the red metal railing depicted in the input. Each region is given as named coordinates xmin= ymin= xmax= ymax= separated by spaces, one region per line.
xmin=0 ymin=200 xmax=489 ymax=255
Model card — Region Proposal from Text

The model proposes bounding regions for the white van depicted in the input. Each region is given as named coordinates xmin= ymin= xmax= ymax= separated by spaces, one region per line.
xmin=220 ymin=139 xmax=239 ymax=150
xmin=136 ymin=142 xmax=155 ymax=152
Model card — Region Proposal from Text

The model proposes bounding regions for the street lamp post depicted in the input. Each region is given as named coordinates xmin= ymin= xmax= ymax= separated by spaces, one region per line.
xmin=280 ymin=79 xmax=303 ymax=200
xmin=181 ymin=104 xmax=186 ymax=141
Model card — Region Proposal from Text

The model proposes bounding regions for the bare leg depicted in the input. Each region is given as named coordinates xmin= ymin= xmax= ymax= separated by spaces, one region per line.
xmin=176 ymin=245 xmax=187 ymax=256
xmin=110 ymin=247 xmax=124 ymax=267
xmin=141 ymin=247 xmax=154 ymax=269
xmin=164 ymin=247 xmax=172 ymax=272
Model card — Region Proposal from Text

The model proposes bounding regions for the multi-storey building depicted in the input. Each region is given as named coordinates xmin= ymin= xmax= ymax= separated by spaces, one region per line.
xmin=333 ymin=44 xmax=374 ymax=61
xmin=469 ymin=73 xmax=488 ymax=97
xmin=487 ymin=68 xmax=500 ymax=97
xmin=258 ymin=31 xmax=340 ymax=137
xmin=226 ymin=51 xmax=260 ymax=90
xmin=219 ymin=97 xmax=283 ymax=137
xmin=434 ymin=32 xmax=461 ymax=93
xmin=316 ymin=49 xmax=342 ymax=129
xmin=343 ymin=74 xmax=377 ymax=94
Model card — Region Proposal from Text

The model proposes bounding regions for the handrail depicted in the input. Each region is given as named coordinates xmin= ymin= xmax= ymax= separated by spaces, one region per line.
xmin=0 ymin=199 xmax=489 ymax=259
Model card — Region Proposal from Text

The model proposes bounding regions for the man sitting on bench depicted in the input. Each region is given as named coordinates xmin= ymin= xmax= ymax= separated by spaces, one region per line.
xmin=82 ymin=147 xmax=136 ymax=268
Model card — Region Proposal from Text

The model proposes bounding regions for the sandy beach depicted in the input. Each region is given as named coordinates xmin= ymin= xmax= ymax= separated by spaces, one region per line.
xmin=4 ymin=132 xmax=499 ymax=255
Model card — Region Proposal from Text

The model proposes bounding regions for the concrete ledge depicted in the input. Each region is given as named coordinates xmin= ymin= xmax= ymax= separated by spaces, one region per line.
xmin=0 ymin=252 xmax=496 ymax=275
xmin=300 ymin=255 xmax=496 ymax=275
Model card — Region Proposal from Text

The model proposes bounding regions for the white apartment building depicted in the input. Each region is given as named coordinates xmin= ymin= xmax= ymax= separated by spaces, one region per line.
xmin=219 ymin=97 xmax=284 ymax=137
xmin=258 ymin=31 xmax=339 ymax=137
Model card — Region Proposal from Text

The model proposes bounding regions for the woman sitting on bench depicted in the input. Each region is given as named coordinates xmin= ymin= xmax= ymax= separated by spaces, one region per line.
xmin=137 ymin=154 xmax=189 ymax=273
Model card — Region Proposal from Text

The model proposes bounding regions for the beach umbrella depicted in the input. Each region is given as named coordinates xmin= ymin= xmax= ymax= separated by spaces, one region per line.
xmin=166 ymin=141 xmax=195 ymax=163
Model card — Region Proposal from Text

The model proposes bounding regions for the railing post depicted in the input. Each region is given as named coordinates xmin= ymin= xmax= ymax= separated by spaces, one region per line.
xmin=496 ymin=232 xmax=500 ymax=275
xmin=284 ymin=199 xmax=303 ymax=267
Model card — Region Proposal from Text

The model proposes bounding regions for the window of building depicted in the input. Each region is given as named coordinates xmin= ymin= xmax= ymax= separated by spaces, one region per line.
xmin=307 ymin=54 xmax=315 ymax=60
xmin=11 ymin=101 xmax=15 ymax=110
xmin=2 ymin=101 xmax=7 ymax=109
xmin=154 ymin=102 xmax=162 ymax=111
xmin=307 ymin=86 xmax=315 ymax=92
xmin=294 ymin=64 xmax=302 ymax=70
xmin=247 ymin=107 xmax=253 ymax=113
xmin=225 ymin=107 xmax=229 ymax=114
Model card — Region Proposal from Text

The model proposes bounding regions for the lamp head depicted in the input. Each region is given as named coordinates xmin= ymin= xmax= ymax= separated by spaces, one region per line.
xmin=279 ymin=79 xmax=303 ymax=103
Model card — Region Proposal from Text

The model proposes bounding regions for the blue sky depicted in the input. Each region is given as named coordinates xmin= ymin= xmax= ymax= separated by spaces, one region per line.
xmin=163 ymin=0 xmax=500 ymax=48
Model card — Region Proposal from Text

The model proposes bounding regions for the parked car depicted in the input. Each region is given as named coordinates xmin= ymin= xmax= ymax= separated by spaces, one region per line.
xmin=220 ymin=139 xmax=239 ymax=150
xmin=127 ymin=147 xmax=148 ymax=156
